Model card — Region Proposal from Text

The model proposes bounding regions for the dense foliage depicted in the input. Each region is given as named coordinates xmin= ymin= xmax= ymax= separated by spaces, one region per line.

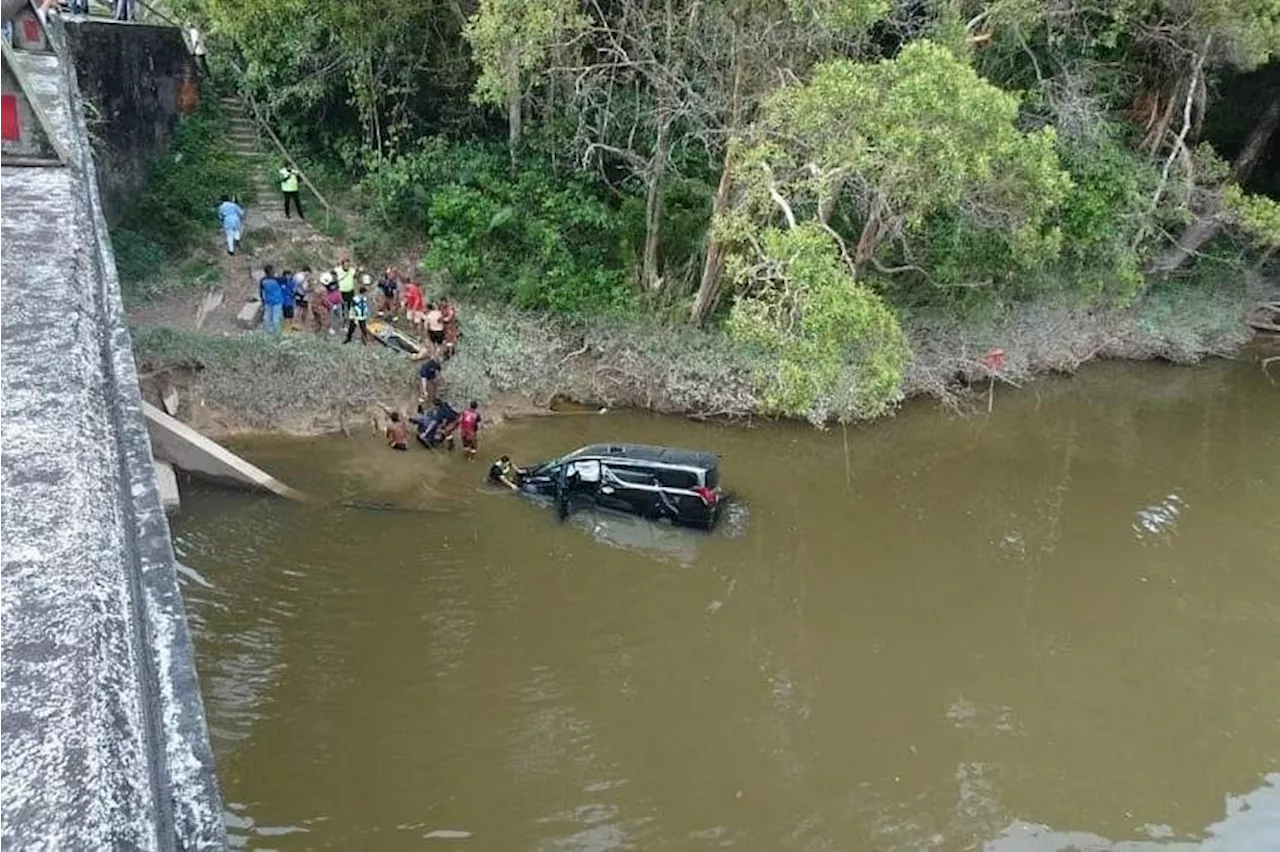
xmin=167 ymin=0 xmax=1278 ymax=420
xmin=113 ymin=92 xmax=251 ymax=295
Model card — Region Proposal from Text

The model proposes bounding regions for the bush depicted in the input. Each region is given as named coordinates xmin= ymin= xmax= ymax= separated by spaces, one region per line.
xmin=116 ymin=90 xmax=253 ymax=254
xmin=131 ymin=327 xmax=408 ymax=428
xmin=112 ymin=228 xmax=166 ymax=290
xmin=361 ymin=138 xmax=639 ymax=318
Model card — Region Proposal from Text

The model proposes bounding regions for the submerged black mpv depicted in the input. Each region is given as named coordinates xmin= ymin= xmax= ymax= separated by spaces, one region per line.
xmin=520 ymin=444 xmax=723 ymax=529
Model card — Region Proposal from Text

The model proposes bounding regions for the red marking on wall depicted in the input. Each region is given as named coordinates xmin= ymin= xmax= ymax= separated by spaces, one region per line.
xmin=22 ymin=16 xmax=39 ymax=44
xmin=177 ymin=76 xmax=199 ymax=115
xmin=1 ymin=93 xmax=20 ymax=142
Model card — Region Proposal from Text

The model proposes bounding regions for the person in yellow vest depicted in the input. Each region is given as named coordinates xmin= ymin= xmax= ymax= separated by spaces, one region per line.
xmin=278 ymin=163 xmax=304 ymax=220
xmin=334 ymin=257 xmax=357 ymax=314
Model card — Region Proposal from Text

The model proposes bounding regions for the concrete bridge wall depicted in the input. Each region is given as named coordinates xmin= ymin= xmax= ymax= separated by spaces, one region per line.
xmin=1 ymin=16 xmax=225 ymax=850
xmin=63 ymin=19 xmax=195 ymax=226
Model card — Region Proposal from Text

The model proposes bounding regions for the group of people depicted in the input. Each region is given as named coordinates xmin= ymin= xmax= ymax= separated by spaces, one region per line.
xmin=247 ymin=250 xmax=500 ymax=477
xmin=384 ymin=399 xmax=484 ymax=456
xmin=384 ymin=401 xmax=526 ymax=495
xmin=251 ymin=258 xmax=460 ymax=353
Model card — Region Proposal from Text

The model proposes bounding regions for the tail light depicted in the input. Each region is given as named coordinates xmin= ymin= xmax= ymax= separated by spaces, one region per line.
xmin=693 ymin=486 xmax=719 ymax=506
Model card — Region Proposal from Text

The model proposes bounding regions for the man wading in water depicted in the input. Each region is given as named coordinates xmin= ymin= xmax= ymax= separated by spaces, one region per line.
xmin=384 ymin=410 xmax=408 ymax=451
xmin=489 ymin=456 xmax=525 ymax=490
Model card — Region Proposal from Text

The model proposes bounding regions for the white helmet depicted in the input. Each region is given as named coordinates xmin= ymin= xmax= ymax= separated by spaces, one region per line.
xmin=360 ymin=273 xmax=373 ymax=286
xmin=320 ymin=271 xmax=334 ymax=286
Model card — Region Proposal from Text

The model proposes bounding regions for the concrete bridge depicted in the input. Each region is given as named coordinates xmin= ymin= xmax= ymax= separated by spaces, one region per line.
xmin=1 ymin=8 xmax=226 ymax=849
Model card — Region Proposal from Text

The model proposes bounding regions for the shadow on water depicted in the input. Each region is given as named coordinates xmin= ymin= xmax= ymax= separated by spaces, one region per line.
xmin=553 ymin=500 xmax=750 ymax=568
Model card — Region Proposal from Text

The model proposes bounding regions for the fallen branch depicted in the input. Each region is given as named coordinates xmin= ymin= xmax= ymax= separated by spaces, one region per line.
xmin=1263 ymin=356 xmax=1279 ymax=384
xmin=558 ymin=340 xmax=591 ymax=367
xmin=1135 ymin=37 xmax=1210 ymax=254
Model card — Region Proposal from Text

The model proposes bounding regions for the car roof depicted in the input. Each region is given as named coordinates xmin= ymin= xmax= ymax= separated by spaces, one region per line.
xmin=563 ymin=443 xmax=719 ymax=469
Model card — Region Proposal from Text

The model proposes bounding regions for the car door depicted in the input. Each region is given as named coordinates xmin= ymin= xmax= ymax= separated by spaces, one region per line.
xmin=564 ymin=459 xmax=602 ymax=508
xmin=524 ymin=462 xmax=561 ymax=496
xmin=653 ymin=466 xmax=701 ymax=523
xmin=601 ymin=462 xmax=661 ymax=518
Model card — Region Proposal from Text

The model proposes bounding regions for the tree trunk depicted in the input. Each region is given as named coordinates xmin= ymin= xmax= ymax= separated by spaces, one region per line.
xmin=641 ymin=122 xmax=670 ymax=291
xmin=506 ymin=63 xmax=522 ymax=163
xmin=854 ymin=196 xmax=886 ymax=268
xmin=688 ymin=20 xmax=742 ymax=325
xmin=689 ymin=161 xmax=734 ymax=324
xmin=1150 ymin=94 xmax=1280 ymax=275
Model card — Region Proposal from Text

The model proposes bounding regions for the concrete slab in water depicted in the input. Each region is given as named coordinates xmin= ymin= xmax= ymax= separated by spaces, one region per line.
xmin=155 ymin=460 xmax=181 ymax=515
xmin=144 ymin=402 xmax=304 ymax=500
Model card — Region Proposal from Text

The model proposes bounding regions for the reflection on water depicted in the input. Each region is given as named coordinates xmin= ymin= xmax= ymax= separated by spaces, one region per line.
xmin=987 ymin=773 xmax=1280 ymax=851
xmin=1132 ymin=493 xmax=1185 ymax=543
xmin=563 ymin=502 xmax=748 ymax=568
xmin=176 ymin=359 xmax=1280 ymax=850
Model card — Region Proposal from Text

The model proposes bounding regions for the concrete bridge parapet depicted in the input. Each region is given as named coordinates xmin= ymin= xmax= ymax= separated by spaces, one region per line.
xmin=1 ymin=13 xmax=226 ymax=850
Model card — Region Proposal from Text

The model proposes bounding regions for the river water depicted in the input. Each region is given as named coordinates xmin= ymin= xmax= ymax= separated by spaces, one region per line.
xmin=175 ymin=358 xmax=1280 ymax=851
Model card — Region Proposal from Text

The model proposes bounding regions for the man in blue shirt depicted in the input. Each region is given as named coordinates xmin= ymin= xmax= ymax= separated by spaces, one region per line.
xmin=260 ymin=265 xmax=285 ymax=334
xmin=217 ymin=195 xmax=244 ymax=255
xmin=278 ymin=269 xmax=296 ymax=327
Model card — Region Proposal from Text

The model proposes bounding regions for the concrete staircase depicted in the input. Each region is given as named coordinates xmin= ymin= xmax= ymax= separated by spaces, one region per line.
xmin=218 ymin=93 xmax=306 ymax=230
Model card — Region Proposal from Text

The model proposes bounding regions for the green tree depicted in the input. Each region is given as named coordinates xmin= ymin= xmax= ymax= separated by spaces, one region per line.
xmin=732 ymin=40 xmax=1072 ymax=285
xmin=724 ymin=222 xmax=908 ymax=421
xmin=464 ymin=0 xmax=585 ymax=157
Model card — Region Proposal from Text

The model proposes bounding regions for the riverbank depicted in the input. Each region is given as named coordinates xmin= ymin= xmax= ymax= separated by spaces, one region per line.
xmin=129 ymin=270 xmax=1268 ymax=438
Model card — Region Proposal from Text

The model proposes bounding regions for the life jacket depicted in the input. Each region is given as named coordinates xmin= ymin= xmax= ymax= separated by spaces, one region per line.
xmin=460 ymin=409 xmax=479 ymax=433
xmin=350 ymin=295 xmax=370 ymax=321
xmin=336 ymin=267 xmax=356 ymax=293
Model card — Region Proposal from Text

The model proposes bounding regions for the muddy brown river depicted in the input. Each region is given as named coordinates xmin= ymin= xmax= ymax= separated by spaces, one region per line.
xmin=175 ymin=358 xmax=1280 ymax=851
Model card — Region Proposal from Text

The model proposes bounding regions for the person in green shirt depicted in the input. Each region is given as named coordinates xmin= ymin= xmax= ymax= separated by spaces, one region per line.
xmin=279 ymin=163 xmax=304 ymax=220
xmin=334 ymin=257 xmax=357 ymax=314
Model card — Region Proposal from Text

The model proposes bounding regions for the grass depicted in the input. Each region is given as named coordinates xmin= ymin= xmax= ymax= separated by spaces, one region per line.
xmin=131 ymin=303 xmax=768 ymax=430
xmin=131 ymin=271 xmax=1259 ymax=432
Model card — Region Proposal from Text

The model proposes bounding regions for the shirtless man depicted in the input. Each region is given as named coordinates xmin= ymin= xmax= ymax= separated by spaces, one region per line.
xmin=384 ymin=410 xmax=408 ymax=451
xmin=424 ymin=302 xmax=445 ymax=356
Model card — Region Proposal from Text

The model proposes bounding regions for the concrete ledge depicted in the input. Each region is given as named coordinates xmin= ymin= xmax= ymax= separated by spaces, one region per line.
xmin=144 ymin=401 xmax=304 ymax=500
xmin=155 ymin=460 xmax=180 ymax=515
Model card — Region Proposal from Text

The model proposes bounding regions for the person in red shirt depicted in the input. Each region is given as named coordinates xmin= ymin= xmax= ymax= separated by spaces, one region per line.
xmin=402 ymin=279 xmax=425 ymax=340
xmin=321 ymin=282 xmax=344 ymax=336
xmin=458 ymin=400 xmax=482 ymax=459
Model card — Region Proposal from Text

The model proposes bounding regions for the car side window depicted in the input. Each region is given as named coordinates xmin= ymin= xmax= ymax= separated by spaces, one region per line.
xmin=603 ymin=464 xmax=653 ymax=486
xmin=570 ymin=460 xmax=601 ymax=482
xmin=654 ymin=468 xmax=698 ymax=490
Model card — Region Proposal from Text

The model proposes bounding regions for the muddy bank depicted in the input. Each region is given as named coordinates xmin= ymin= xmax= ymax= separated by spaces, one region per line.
xmin=130 ymin=271 xmax=1271 ymax=439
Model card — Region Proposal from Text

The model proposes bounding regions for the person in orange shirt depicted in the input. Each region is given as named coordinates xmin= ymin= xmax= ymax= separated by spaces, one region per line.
xmin=439 ymin=297 xmax=459 ymax=359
